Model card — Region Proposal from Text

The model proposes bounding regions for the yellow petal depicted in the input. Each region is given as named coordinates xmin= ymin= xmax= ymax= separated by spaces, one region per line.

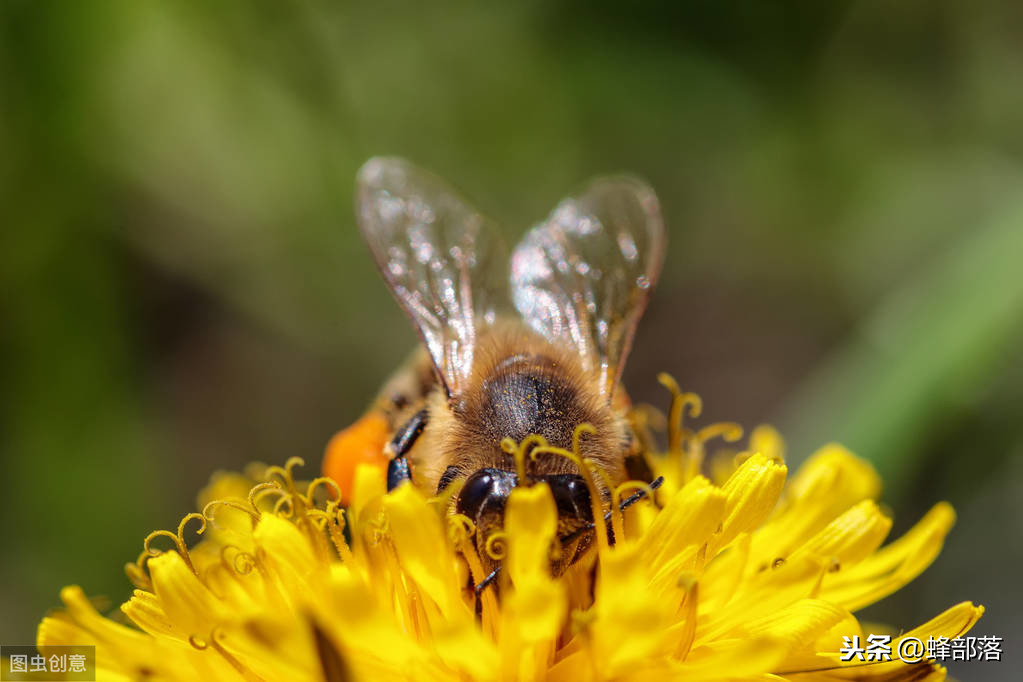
xmin=788 ymin=444 xmax=881 ymax=509
xmin=350 ymin=462 xmax=386 ymax=521
xmin=148 ymin=551 xmax=229 ymax=637
xmin=662 ymin=635 xmax=789 ymax=680
xmin=738 ymin=599 xmax=848 ymax=653
xmin=697 ymin=533 xmax=750 ymax=613
xmin=711 ymin=453 xmax=787 ymax=553
xmin=789 ymin=500 xmax=892 ymax=568
xmin=432 ymin=621 xmax=500 ymax=681
xmin=697 ymin=555 xmax=828 ymax=641
xmin=898 ymin=601 xmax=985 ymax=643
xmin=41 ymin=586 xmax=149 ymax=647
xmin=382 ymin=483 xmax=467 ymax=621
xmin=121 ymin=589 xmax=178 ymax=637
xmin=252 ymin=513 xmax=325 ymax=608
xmin=593 ymin=542 xmax=679 ymax=673
xmin=751 ymin=445 xmax=880 ymax=564
xmin=502 ymin=484 xmax=566 ymax=643
xmin=641 ymin=476 xmax=727 ymax=571
xmin=779 ymin=602 xmax=983 ymax=680
xmin=504 ymin=577 xmax=566 ymax=644
xmin=38 ymin=586 xmax=216 ymax=681
xmin=321 ymin=564 xmax=424 ymax=670
xmin=546 ymin=650 xmax=596 ymax=682
xmin=778 ymin=659 xmax=948 ymax=681
xmin=504 ymin=483 xmax=558 ymax=586
xmin=819 ymin=503 xmax=955 ymax=611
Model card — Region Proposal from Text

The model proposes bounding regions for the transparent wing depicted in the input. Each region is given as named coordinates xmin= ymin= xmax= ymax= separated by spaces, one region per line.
xmin=357 ymin=157 xmax=508 ymax=397
xmin=510 ymin=177 xmax=665 ymax=400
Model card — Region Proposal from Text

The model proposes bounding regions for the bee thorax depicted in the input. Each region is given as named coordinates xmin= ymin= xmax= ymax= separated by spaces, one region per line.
xmin=451 ymin=350 xmax=623 ymax=481
xmin=480 ymin=355 xmax=580 ymax=448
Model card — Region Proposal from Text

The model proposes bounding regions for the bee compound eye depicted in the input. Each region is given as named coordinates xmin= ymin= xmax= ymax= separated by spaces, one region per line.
xmin=456 ymin=468 xmax=517 ymax=520
xmin=456 ymin=470 xmax=498 ymax=519
xmin=548 ymin=474 xmax=593 ymax=521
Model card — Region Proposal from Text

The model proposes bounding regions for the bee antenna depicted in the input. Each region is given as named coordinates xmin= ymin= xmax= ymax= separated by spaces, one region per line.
xmin=618 ymin=475 xmax=664 ymax=512
xmin=474 ymin=566 xmax=501 ymax=595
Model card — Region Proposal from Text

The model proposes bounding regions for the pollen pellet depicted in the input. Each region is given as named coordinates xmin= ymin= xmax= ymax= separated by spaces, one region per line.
xmin=322 ymin=412 xmax=390 ymax=501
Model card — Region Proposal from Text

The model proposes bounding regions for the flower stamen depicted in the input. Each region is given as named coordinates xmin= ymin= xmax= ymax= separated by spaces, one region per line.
xmin=675 ymin=573 xmax=699 ymax=661
xmin=529 ymin=424 xmax=611 ymax=556
xmin=658 ymin=372 xmax=702 ymax=452
xmin=501 ymin=434 xmax=548 ymax=485
xmin=484 ymin=531 xmax=508 ymax=560
xmin=141 ymin=512 xmax=206 ymax=575
xmin=306 ymin=476 xmax=342 ymax=506
xmin=220 ymin=544 xmax=257 ymax=575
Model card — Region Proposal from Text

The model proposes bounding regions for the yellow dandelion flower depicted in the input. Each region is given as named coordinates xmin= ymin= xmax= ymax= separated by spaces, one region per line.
xmin=38 ymin=385 xmax=982 ymax=682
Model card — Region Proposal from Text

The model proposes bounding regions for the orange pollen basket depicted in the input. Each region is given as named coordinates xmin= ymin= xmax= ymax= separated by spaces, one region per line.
xmin=322 ymin=412 xmax=390 ymax=501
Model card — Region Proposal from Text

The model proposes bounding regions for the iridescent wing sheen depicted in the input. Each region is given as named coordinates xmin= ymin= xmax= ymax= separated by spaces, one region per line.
xmin=510 ymin=177 xmax=665 ymax=400
xmin=357 ymin=157 xmax=508 ymax=397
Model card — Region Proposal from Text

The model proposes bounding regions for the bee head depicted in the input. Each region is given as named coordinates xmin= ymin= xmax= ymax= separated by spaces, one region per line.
xmin=449 ymin=467 xmax=596 ymax=579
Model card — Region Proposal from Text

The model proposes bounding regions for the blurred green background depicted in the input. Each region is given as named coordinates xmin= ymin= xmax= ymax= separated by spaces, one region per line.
xmin=2 ymin=1 xmax=1021 ymax=678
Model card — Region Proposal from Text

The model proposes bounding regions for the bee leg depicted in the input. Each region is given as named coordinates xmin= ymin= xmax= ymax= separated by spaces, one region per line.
xmin=385 ymin=408 xmax=429 ymax=491
xmin=387 ymin=457 xmax=411 ymax=490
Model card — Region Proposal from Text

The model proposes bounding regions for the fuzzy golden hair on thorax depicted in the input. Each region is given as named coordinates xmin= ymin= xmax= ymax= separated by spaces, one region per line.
xmin=411 ymin=322 xmax=627 ymax=496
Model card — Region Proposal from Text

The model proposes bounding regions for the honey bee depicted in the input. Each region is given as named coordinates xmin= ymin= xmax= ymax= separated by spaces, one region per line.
xmin=324 ymin=157 xmax=666 ymax=585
